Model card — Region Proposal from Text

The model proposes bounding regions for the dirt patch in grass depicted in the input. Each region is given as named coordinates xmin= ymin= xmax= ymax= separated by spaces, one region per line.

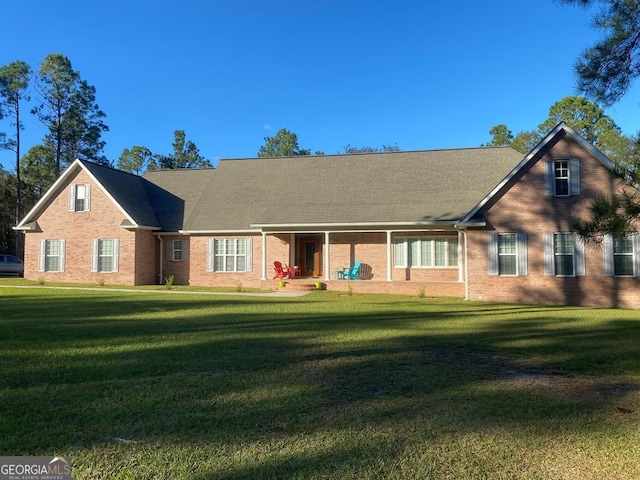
xmin=300 ymin=340 xmax=639 ymax=418
xmin=501 ymin=368 xmax=637 ymax=405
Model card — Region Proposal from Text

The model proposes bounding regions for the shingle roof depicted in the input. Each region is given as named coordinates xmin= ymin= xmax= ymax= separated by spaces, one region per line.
xmin=142 ymin=168 xmax=213 ymax=231
xmin=80 ymin=161 xmax=162 ymax=228
xmin=144 ymin=147 xmax=524 ymax=231
xmin=17 ymin=147 xmax=524 ymax=233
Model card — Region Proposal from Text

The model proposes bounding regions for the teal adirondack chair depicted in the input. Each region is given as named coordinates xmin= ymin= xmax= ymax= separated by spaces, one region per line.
xmin=342 ymin=261 xmax=362 ymax=280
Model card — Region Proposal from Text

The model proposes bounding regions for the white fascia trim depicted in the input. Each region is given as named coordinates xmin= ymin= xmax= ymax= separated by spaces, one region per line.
xmin=454 ymin=221 xmax=486 ymax=229
xmin=153 ymin=231 xmax=184 ymax=236
xmin=16 ymin=158 xmax=142 ymax=230
xmin=179 ymin=229 xmax=262 ymax=234
xmin=81 ymin=162 xmax=140 ymax=228
xmin=121 ymin=225 xmax=160 ymax=231
xmin=13 ymin=221 xmax=38 ymax=231
xmin=251 ymin=221 xmax=460 ymax=230
xmin=460 ymin=122 xmax=618 ymax=224
xmin=16 ymin=159 xmax=83 ymax=228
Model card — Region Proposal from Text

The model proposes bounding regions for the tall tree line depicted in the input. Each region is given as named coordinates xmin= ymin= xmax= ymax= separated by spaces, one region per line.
xmin=0 ymin=53 xmax=109 ymax=258
xmin=116 ymin=130 xmax=213 ymax=174
xmin=558 ymin=0 xmax=640 ymax=239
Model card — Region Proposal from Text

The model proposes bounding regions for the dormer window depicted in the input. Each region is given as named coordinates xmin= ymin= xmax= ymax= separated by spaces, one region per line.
xmin=69 ymin=184 xmax=91 ymax=212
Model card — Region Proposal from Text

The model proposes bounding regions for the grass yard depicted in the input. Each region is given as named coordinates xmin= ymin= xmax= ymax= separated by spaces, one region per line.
xmin=1 ymin=283 xmax=639 ymax=479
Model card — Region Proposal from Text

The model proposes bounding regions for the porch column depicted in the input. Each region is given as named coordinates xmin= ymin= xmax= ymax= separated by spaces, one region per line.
xmin=457 ymin=229 xmax=464 ymax=283
xmin=290 ymin=233 xmax=295 ymax=266
xmin=324 ymin=231 xmax=330 ymax=281
xmin=386 ymin=230 xmax=392 ymax=282
xmin=456 ymin=227 xmax=469 ymax=300
xmin=261 ymin=232 xmax=267 ymax=280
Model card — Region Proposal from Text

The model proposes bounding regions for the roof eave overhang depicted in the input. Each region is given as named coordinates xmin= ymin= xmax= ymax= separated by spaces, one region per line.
xmin=16 ymin=160 xmax=84 ymax=228
xmin=174 ymin=221 xmax=467 ymax=235
xmin=179 ymin=229 xmax=263 ymax=235
xmin=16 ymin=158 xmax=149 ymax=229
xmin=251 ymin=220 xmax=463 ymax=232
xmin=454 ymin=221 xmax=488 ymax=229
xmin=13 ymin=221 xmax=39 ymax=231
xmin=118 ymin=219 xmax=161 ymax=231
xmin=121 ymin=225 xmax=161 ymax=231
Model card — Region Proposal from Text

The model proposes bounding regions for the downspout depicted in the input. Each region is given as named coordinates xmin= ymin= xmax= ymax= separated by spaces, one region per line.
xmin=158 ymin=236 xmax=164 ymax=285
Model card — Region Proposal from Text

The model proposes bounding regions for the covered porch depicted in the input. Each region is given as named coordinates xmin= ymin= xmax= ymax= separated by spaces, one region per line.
xmin=257 ymin=225 xmax=469 ymax=297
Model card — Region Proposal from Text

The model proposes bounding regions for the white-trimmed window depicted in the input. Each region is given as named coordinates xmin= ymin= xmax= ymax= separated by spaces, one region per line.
xmin=166 ymin=239 xmax=187 ymax=261
xmin=69 ymin=184 xmax=91 ymax=212
xmin=545 ymin=159 xmax=580 ymax=197
xmin=393 ymin=237 xmax=458 ymax=268
xmin=603 ymin=234 xmax=640 ymax=277
xmin=172 ymin=240 xmax=183 ymax=261
xmin=207 ymin=238 xmax=253 ymax=272
xmin=488 ymin=233 xmax=527 ymax=276
xmin=91 ymin=239 xmax=119 ymax=273
xmin=544 ymin=233 xmax=585 ymax=277
xmin=38 ymin=239 xmax=65 ymax=272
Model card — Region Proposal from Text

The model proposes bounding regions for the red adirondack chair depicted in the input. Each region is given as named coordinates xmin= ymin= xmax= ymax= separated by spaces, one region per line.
xmin=273 ymin=261 xmax=291 ymax=279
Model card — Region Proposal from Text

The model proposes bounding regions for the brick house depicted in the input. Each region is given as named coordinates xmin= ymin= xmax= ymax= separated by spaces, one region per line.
xmin=15 ymin=123 xmax=640 ymax=307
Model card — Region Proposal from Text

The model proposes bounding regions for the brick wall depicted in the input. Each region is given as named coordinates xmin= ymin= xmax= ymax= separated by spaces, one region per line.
xmin=467 ymin=132 xmax=640 ymax=308
xmin=327 ymin=232 xmax=387 ymax=280
xmin=174 ymin=231 xmax=463 ymax=293
xmin=135 ymin=230 xmax=158 ymax=285
xmin=186 ymin=234 xmax=267 ymax=287
xmin=161 ymin=235 xmax=191 ymax=285
xmin=28 ymin=135 xmax=638 ymax=307
xmin=24 ymin=169 xmax=141 ymax=285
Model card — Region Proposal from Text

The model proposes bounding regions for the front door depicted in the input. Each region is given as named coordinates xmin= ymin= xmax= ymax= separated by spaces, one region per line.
xmin=299 ymin=236 xmax=322 ymax=277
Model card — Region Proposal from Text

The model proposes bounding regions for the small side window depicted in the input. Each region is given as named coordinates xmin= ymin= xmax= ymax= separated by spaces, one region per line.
xmin=173 ymin=240 xmax=183 ymax=261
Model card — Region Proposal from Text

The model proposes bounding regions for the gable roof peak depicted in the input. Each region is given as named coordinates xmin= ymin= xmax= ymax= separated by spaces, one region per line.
xmin=459 ymin=121 xmax=619 ymax=224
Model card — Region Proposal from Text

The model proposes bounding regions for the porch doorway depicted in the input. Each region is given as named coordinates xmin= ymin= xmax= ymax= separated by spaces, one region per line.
xmin=298 ymin=234 xmax=323 ymax=277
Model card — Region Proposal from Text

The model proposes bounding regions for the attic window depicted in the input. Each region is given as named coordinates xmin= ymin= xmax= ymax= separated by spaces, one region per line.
xmin=545 ymin=159 xmax=580 ymax=197
xmin=69 ymin=184 xmax=91 ymax=212
xmin=554 ymin=161 xmax=569 ymax=196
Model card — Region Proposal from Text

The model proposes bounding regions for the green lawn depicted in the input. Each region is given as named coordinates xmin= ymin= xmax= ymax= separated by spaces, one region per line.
xmin=1 ymin=283 xmax=639 ymax=479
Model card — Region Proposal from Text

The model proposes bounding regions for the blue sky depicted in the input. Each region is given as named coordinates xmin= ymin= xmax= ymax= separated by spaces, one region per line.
xmin=1 ymin=0 xmax=638 ymax=170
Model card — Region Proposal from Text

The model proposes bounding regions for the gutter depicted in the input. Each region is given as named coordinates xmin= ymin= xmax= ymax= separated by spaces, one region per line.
xmin=179 ymin=229 xmax=261 ymax=234
xmin=251 ymin=221 xmax=462 ymax=230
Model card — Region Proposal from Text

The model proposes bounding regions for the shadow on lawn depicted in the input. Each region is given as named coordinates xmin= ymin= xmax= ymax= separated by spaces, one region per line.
xmin=1 ymin=290 xmax=639 ymax=477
